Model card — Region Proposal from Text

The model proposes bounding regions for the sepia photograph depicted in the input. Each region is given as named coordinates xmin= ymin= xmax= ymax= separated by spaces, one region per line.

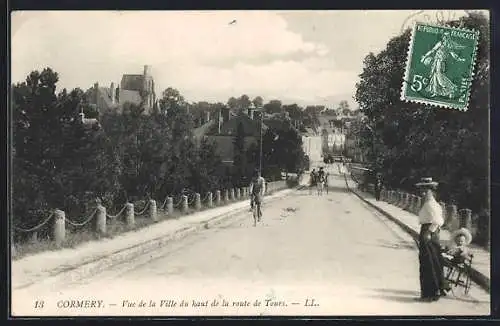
xmin=9 ymin=9 xmax=491 ymax=317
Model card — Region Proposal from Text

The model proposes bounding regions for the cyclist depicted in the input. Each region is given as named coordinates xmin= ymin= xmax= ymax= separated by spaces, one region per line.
xmin=249 ymin=169 xmax=266 ymax=225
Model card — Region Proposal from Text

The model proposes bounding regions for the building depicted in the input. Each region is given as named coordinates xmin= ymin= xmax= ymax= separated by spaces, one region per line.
xmin=194 ymin=107 xmax=268 ymax=165
xmin=87 ymin=65 xmax=157 ymax=115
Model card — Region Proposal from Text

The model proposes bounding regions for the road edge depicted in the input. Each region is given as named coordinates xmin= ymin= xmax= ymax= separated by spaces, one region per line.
xmin=13 ymin=186 xmax=300 ymax=290
xmin=343 ymin=173 xmax=491 ymax=293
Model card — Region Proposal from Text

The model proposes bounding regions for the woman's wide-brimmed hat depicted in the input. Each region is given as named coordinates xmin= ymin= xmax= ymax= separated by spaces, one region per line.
xmin=450 ymin=227 xmax=473 ymax=245
xmin=415 ymin=177 xmax=439 ymax=189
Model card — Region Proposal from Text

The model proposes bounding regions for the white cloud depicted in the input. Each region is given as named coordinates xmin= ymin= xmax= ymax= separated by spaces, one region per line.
xmin=11 ymin=11 xmax=329 ymax=96
xmin=12 ymin=10 xmax=483 ymax=107
xmin=162 ymin=59 xmax=356 ymax=106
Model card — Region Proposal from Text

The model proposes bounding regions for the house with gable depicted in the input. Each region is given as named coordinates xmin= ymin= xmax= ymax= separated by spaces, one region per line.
xmin=87 ymin=65 xmax=157 ymax=115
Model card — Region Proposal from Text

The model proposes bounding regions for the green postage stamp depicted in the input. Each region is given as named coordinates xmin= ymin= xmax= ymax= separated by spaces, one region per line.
xmin=401 ymin=23 xmax=479 ymax=111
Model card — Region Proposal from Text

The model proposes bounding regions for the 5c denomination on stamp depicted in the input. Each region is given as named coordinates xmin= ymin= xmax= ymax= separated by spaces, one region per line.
xmin=401 ymin=23 xmax=479 ymax=111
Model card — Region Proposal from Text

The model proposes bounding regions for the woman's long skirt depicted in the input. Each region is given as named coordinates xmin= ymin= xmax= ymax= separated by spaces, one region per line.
xmin=418 ymin=223 xmax=445 ymax=299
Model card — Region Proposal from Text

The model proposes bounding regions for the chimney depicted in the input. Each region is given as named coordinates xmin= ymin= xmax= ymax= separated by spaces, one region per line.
xmin=143 ymin=65 xmax=151 ymax=77
xmin=218 ymin=110 xmax=222 ymax=134
xmin=115 ymin=87 xmax=120 ymax=103
xmin=94 ymin=82 xmax=99 ymax=105
xmin=205 ymin=111 xmax=210 ymax=124
xmin=110 ymin=82 xmax=115 ymax=104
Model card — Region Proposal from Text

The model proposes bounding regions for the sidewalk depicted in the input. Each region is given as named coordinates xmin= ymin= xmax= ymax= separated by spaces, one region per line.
xmin=12 ymin=188 xmax=295 ymax=290
xmin=344 ymin=175 xmax=491 ymax=293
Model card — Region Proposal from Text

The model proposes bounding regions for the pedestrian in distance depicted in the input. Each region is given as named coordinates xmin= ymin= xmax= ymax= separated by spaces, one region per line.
xmin=375 ymin=173 xmax=382 ymax=201
xmin=309 ymin=168 xmax=317 ymax=195
xmin=317 ymin=167 xmax=326 ymax=196
xmin=416 ymin=177 xmax=449 ymax=302
xmin=325 ymin=171 xmax=329 ymax=194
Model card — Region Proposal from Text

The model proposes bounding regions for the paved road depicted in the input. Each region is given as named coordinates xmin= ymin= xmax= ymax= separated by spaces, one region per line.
xmin=12 ymin=167 xmax=489 ymax=316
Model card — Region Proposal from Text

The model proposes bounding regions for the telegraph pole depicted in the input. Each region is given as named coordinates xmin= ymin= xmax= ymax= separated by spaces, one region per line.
xmin=259 ymin=106 xmax=263 ymax=173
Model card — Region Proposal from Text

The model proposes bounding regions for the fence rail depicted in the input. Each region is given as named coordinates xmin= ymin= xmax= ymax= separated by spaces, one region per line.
xmin=12 ymin=180 xmax=292 ymax=249
xmin=346 ymin=168 xmax=490 ymax=248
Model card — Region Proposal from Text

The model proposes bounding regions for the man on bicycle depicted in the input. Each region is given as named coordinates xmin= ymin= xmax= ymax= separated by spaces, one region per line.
xmin=249 ymin=169 xmax=266 ymax=222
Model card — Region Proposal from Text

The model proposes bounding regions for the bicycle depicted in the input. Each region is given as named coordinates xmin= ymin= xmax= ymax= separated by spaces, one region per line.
xmin=251 ymin=194 xmax=263 ymax=227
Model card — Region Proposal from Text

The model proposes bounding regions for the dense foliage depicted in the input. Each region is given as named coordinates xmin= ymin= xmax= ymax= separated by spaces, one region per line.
xmin=12 ymin=69 xmax=310 ymax=241
xmin=354 ymin=12 xmax=489 ymax=213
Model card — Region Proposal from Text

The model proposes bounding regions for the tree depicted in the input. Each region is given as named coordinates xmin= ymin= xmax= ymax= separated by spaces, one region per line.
xmin=232 ymin=122 xmax=247 ymax=186
xmin=227 ymin=97 xmax=238 ymax=110
xmin=252 ymin=96 xmax=264 ymax=109
xmin=263 ymin=100 xmax=282 ymax=114
xmin=238 ymin=95 xmax=251 ymax=112
xmin=12 ymin=69 xmax=120 ymax=237
xmin=338 ymin=100 xmax=350 ymax=114
xmin=354 ymin=12 xmax=489 ymax=212
xmin=189 ymin=137 xmax=223 ymax=194
xmin=159 ymin=87 xmax=185 ymax=115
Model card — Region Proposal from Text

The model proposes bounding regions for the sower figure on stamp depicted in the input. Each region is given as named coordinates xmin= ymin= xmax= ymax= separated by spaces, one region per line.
xmin=416 ymin=177 xmax=450 ymax=301
xmin=420 ymin=32 xmax=467 ymax=99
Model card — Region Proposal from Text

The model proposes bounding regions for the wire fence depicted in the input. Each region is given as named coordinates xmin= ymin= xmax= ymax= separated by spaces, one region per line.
xmin=346 ymin=166 xmax=490 ymax=247
xmin=12 ymin=181 xmax=290 ymax=248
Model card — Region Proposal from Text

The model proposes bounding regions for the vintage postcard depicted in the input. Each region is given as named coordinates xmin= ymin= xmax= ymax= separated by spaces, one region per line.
xmin=10 ymin=10 xmax=491 ymax=317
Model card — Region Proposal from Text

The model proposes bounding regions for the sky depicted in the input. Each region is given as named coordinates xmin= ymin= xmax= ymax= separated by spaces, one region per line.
xmin=11 ymin=10 xmax=482 ymax=109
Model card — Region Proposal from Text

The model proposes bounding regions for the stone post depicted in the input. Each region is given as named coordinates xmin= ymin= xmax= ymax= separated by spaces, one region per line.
xmin=216 ymin=190 xmax=221 ymax=205
xmin=407 ymin=193 xmax=413 ymax=211
xmin=411 ymin=195 xmax=419 ymax=214
xmin=460 ymin=208 xmax=472 ymax=230
xmin=438 ymin=201 xmax=446 ymax=228
xmin=182 ymin=195 xmax=188 ymax=213
xmin=403 ymin=193 xmax=410 ymax=210
xmin=234 ymin=188 xmax=239 ymax=200
xmin=408 ymin=194 xmax=414 ymax=213
xmin=416 ymin=196 xmax=422 ymax=213
xmin=30 ymin=231 xmax=38 ymax=244
xmin=207 ymin=192 xmax=213 ymax=208
xmin=125 ymin=203 xmax=135 ymax=228
xmin=230 ymin=188 xmax=235 ymax=201
xmin=167 ymin=197 xmax=174 ymax=215
xmin=195 ymin=193 xmax=201 ymax=210
xmin=395 ymin=191 xmax=402 ymax=207
xmin=96 ymin=204 xmax=107 ymax=235
xmin=401 ymin=192 xmax=407 ymax=208
xmin=53 ymin=209 xmax=66 ymax=247
xmin=400 ymin=192 xmax=406 ymax=208
xmin=380 ymin=189 xmax=387 ymax=201
xmin=224 ymin=189 xmax=229 ymax=202
xmin=446 ymin=204 xmax=459 ymax=231
xmin=149 ymin=199 xmax=158 ymax=222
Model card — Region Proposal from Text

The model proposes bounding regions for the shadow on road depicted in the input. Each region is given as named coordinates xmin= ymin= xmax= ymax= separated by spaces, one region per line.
xmin=369 ymin=288 xmax=489 ymax=304
xmin=366 ymin=293 xmax=422 ymax=303
xmin=294 ymin=186 xmax=349 ymax=196
xmin=376 ymin=239 xmax=417 ymax=251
